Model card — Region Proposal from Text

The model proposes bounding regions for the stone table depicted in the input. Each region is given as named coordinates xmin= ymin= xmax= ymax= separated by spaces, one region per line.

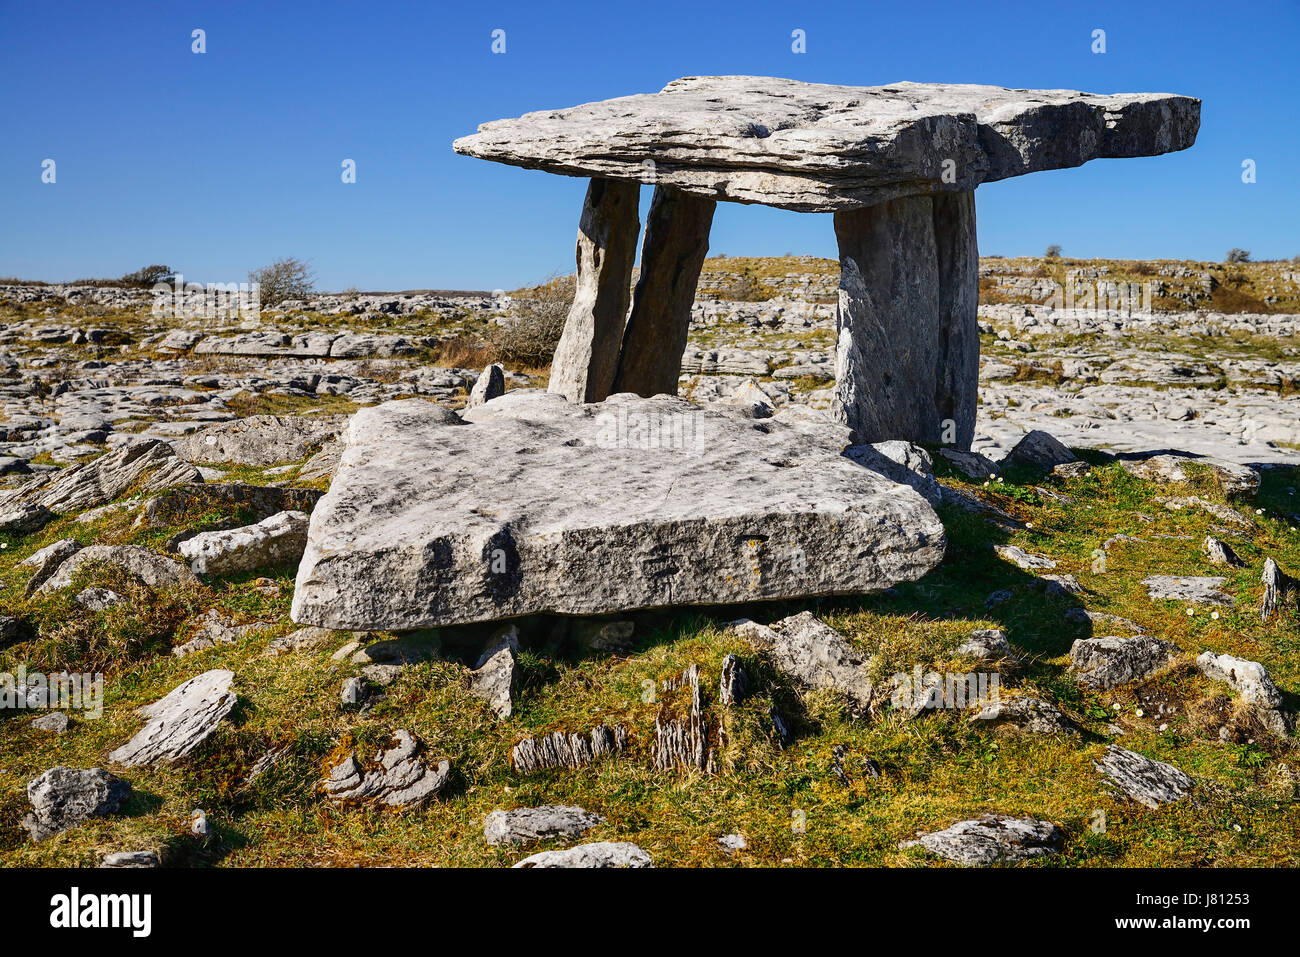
xmin=455 ymin=76 xmax=1199 ymax=448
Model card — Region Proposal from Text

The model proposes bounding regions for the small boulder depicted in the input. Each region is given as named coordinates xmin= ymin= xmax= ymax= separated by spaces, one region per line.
xmin=466 ymin=363 xmax=506 ymax=409
xmin=1002 ymin=430 xmax=1076 ymax=472
xmin=512 ymin=841 xmax=652 ymax=868
xmin=484 ymin=805 xmax=604 ymax=845
xmin=1094 ymin=745 xmax=1193 ymax=808
xmin=23 ymin=767 xmax=131 ymax=842
xmin=900 ymin=814 xmax=1063 ymax=866
xmin=179 ymin=510 xmax=309 ymax=576
xmin=1069 ymin=635 xmax=1178 ymax=689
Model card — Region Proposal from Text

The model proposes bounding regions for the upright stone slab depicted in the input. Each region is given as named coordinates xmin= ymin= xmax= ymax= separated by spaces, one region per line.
xmin=548 ymin=178 xmax=641 ymax=403
xmin=833 ymin=192 xmax=978 ymax=447
xmin=611 ymin=186 xmax=716 ymax=398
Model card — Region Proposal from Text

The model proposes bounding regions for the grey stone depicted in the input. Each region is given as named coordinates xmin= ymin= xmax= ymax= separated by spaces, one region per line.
xmin=653 ymin=663 xmax=711 ymax=772
xmin=0 ymin=503 xmax=53 ymax=534
xmin=74 ymin=587 xmax=124 ymax=611
xmin=957 ymin=628 xmax=1015 ymax=661
xmin=263 ymin=626 xmax=337 ymax=657
xmin=469 ymin=627 xmax=518 ymax=719
xmin=179 ymin=509 xmax=309 ymax=576
xmin=547 ymin=178 xmax=641 ymax=403
xmin=610 ymin=186 xmax=716 ymax=397
xmin=322 ymin=730 xmax=451 ymax=807
xmin=512 ymin=841 xmax=652 ymax=868
xmin=1121 ymin=454 xmax=1260 ymax=499
xmin=1261 ymin=558 xmax=1299 ymax=622
xmin=31 ymin=712 xmax=70 ymax=733
xmin=108 ymin=669 xmax=237 ymax=767
xmin=900 ymin=814 xmax=1064 ymax=866
xmin=730 ymin=612 xmax=876 ymax=714
xmin=19 ymin=538 xmax=82 ymax=595
xmin=0 ymin=615 xmax=17 ymax=643
xmin=1095 ymin=745 xmax=1193 ymax=808
xmin=1202 ymin=536 xmax=1244 ymax=567
xmin=718 ymin=833 xmax=748 ymax=852
xmin=484 ymin=805 xmax=604 ymax=845
xmin=1068 ymin=635 xmax=1178 ymax=689
xmin=23 ymin=767 xmax=131 ymax=842
xmin=174 ymin=414 xmax=348 ymax=466
xmin=341 ymin=676 xmax=367 ymax=706
xmin=466 ymin=363 xmax=506 ymax=409
xmin=969 ymin=697 xmax=1076 ymax=735
xmin=291 ymin=392 xmax=944 ymax=630
xmin=454 ymin=76 xmax=1199 ymax=212
xmin=39 ymin=545 xmax=198 ymax=594
xmin=172 ymin=610 xmax=271 ymax=657
xmin=100 ymin=851 xmax=160 ymax=868
xmin=939 ymin=448 xmax=998 ymax=480
xmin=995 ymin=544 xmax=1057 ymax=571
xmin=719 ymin=653 xmax=748 ymax=706
xmin=844 ymin=440 xmax=942 ymax=507
xmin=1196 ymin=651 xmax=1283 ymax=709
xmin=511 ymin=724 xmax=628 ymax=774
xmin=1002 ymin=430 xmax=1077 ymax=471
xmin=1142 ymin=575 xmax=1233 ymax=605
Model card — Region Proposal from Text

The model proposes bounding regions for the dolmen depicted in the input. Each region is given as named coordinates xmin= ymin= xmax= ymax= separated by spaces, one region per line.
xmin=454 ymin=76 xmax=1199 ymax=448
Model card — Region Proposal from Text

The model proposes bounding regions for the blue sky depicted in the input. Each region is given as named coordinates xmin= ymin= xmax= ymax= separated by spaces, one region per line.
xmin=1 ymin=0 xmax=1296 ymax=291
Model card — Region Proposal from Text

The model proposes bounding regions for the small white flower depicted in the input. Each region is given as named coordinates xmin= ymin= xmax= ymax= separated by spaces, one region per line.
xmin=1186 ymin=607 xmax=1195 ymax=616
xmin=1026 ymin=522 xmax=1034 ymax=529
xmin=1135 ymin=708 xmax=1145 ymax=718
xmin=1233 ymin=824 xmax=1242 ymax=832
xmin=1159 ymin=723 xmax=1168 ymax=732
xmin=1211 ymin=611 xmax=1220 ymax=620
xmin=1256 ymin=508 xmax=1264 ymax=515
xmin=1112 ymin=702 xmax=1122 ymax=711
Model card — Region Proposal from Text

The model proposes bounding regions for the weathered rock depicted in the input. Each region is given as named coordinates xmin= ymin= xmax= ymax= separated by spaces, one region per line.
xmin=39 ymin=545 xmax=198 ymax=594
xmin=969 ymin=697 xmax=1076 ymax=735
xmin=939 ymin=448 xmax=998 ymax=480
xmin=1068 ymin=635 xmax=1178 ymax=689
xmin=1121 ymin=454 xmax=1260 ymax=500
xmin=730 ymin=612 xmax=875 ymax=714
xmin=484 ymin=805 xmax=604 ymax=845
xmin=179 ymin=509 xmax=309 ymax=576
xmin=172 ymin=610 xmax=270 ymax=657
xmin=511 ymin=724 xmax=628 ymax=774
xmin=547 ymin=178 xmax=640 ymax=403
xmin=323 ymin=730 xmax=451 ymax=807
xmin=467 ymin=363 xmax=506 ymax=409
xmin=108 ymin=670 xmax=237 ymax=767
xmin=292 ymin=392 xmax=945 ymax=630
xmin=469 ymin=627 xmax=518 ymax=719
xmin=19 ymin=538 xmax=81 ymax=595
xmin=1001 ymin=430 xmax=1077 ymax=471
xmin=0 ymin=503 xmax=52 ymax=534
xmin=995 ymin=544 xmax=1056 ymax=571
xmin=263 ymin=626 xmax=337 ymax=657
xmin=1202 ymin=536 xmax=1244 ymax=567
xmin=900 ymin=814 xmax=1064 ymax=866
xmin=1142 ymin=575 xmax=1232 ymax=605
xmin=1196 ymin=652 xmax=1283 ymax=709
xmin=454 ymin=77 xmax=1199 ymax=212
xmin=610 ymin=186 xmax=716 ymax=397
xmin=1094 ymin=745 xmax=1193 ymax=808
xmin=1261 ymin=558 xmax=1299 ymax=621
xmin=74 ymin=587 xmax=124 ymax=611
xmin=844 ymin=440 xmax=942 ymax=507
xmin=957 ymin=628 xmax=1015 ymax=662
xmin=0 ymin=439 xmax=199 ymax=520
xmin=100 ymin=851 xmax=160 ymax=868
xmin=718 ymin=833 xmax=748 ymax=852
xmin=512 ymin=841 xmax=652 ymax=868
xmin=653 ymin=664 xmax=711 ymax=772
xmin=719 ymin=653 xmax=748 ymax=706
xmin=31 ymin=712 xmax=70 ymax=734
xmin=832 ymin=191 xmax=978 ymax=447
xmin=136 ymin=483 xmax=322 ymax=529
xmin=174 ymin=414 xmax=348 ymax=466
xmin=23 ymin=767 xmax=131 ymax=841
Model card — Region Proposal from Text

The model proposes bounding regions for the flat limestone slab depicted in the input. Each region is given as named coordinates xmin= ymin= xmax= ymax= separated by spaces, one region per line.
xmin=454 ymin=76 xmax=1199 ymax=211
xmin=291 ymin=392 xmax=945 ymax=629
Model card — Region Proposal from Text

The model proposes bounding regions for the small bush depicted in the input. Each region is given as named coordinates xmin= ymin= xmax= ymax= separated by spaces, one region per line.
xmin=1044 ymin=244 xmax=1063 ymax=259
xmin=250 ymin=257 xmax=316 ymax=307
xmin=120 ymin=264 xmax=175 ymax=288
xmin=1225 ymin=248 xmax=1252 ymax=263
xmin=490 ymin=275 xmax=574 ymax=366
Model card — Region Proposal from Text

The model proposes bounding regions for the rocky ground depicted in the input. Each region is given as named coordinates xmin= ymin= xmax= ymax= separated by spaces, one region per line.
xmin=1 ymin=256 xmax=1298 ymax=868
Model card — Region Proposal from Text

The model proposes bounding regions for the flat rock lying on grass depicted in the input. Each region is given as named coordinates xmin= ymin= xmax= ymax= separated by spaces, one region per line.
xmin=30 ymin=712 xmax=70 ymax=733
xmin=291 ymin=392 xmax=945 ymax=630
xmin=1196 ymin=651 xmax=1283 ymax=709
xmin=0 ymin=439 xmax=200 ymax=523
xmin=100 ymin=851 xmax=160 ymax=868
xmin=74 ymin=587 xmax=124 ymax=611
xmin=323 ymin=729 xmax=451 ymax=808
xmin=0 ymin=503 xmax=51 ymax=534
xmin=1068 ymin=635 xmax=1178 ymax=689
xmin=900 ymin=814 xmax=1064 ymax=866
xmin=173 ymin=610 xmax=272 ymax=657
xmin=173 ymin=414 xmax=349 ymax=466
xmin=179 ymin=509 xmax=309 ymax=576
xmin=956 ymin=628 xmax=1016 ymax=662
xmin=263 ymin=626 xmax=337 ymax=657
xmin=938 ymin=448 xmax=997 ymax=480
xmin=1094 ymin=745 xmax=1194 ymax=808
xmin=23 ymin=767 xmax=131 ymax=842
xmin=1142 ymin=575 xmax=1233 ymax=605
xmin=729 ymin=612 xmax=876 ymax=714
xmin=968 ymin=697 xmax=1076 ymax=735
xmin=512 ymin=841 xmax=652 ymax=869
xmin=109 ymin=670 xmax=237 ymax=767
xmin=39 ymin=545 xmax=198 ymax=594
xmin=994 ymin=544 xmax=1056 ymax=571
xmin=1120 ymin=454 xmax=1260 ymax=499
xmin=484 ymin=805 xmax=604 ymax=845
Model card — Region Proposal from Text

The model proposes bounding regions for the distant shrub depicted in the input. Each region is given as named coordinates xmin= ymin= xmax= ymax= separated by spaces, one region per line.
xmin=250 ymin=256 xmax=316 ymax=306
xmin=120 ymin=264 xmax=175 ymax=288
xmin=1044 ymin=244 xmax=1063 ymax=259
xmin=491 ymin=274 xmax=574 ymax=366
xmin=1225 ymin=248 xmax=1252 ymax=263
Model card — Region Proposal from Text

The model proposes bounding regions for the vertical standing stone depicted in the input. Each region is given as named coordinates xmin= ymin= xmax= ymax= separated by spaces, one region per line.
xmin=611 ymin=185 xmax=716 ymax=397
xmin=832 ymin=190 xmax=979 ymax=449
xmin=548 ymin=178 xmax=641 ymax=403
